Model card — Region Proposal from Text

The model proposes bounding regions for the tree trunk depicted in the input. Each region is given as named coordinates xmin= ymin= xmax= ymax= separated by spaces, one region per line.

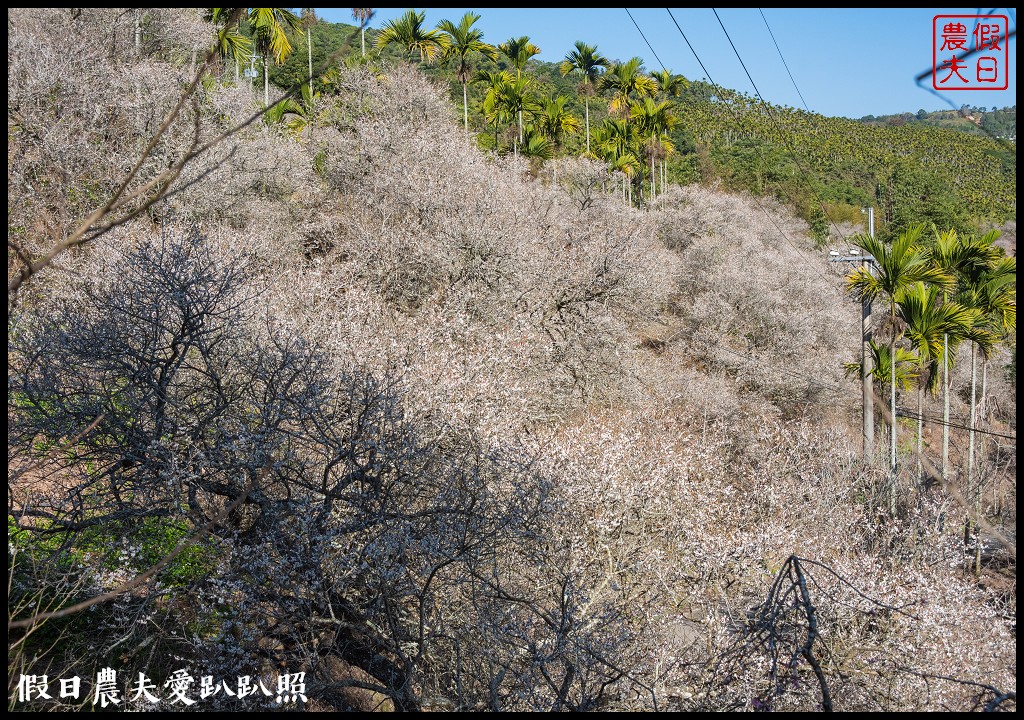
xmin=917 ymin=372 xmax=924 ymax=480
xmin=308 ymin=29 xmax=314 ymax=143
xmin=890 ymin=319 xmax=897 ymax=516
xmin=650 ymin=155 xmax=655 ymax=202
xmin=968 ymin=342 xmax=980 ymax=575
xmin=980 ymin=354 xmax=988 ymax=423
xmin=361 ymin=26 xmax=366 ymax=58
xmin=585 ymin=98 xmax=590 ymax=154
xmin=264 ymin=56 xmax=269 ymax=107
xmin=941 ymin=333 xmax=949 ymax=482
xmin=967 ymin=342 xmax=977 ymax=507
xmin=463 ymin=83 xmax=468 ymax=132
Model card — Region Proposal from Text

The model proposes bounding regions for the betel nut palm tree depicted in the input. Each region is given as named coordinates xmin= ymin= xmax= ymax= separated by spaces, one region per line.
xmin=599 ymin=57 xmax=657 ymax=117
xmin=498 ymin=36 xmax=541 ymax=143
xmin=845 ymin=224 xmax=953 ymax=498
xmin=249 ymin=7 xmax=303 ymax=107
xmin=375 ymin=9 xmax=447 ymax=64
xmin=352 ymin=8 xmax=375 ymax=58
xmin=205 ymin=8 xmax=252 ymax=82
xmin=895 ymin=282 xmax=980 ymax=480
xmin=957 ymin=249 xmax=1014 ymax=574
xmin=437 ymin=12 xmax=497 ymax=132
xmin=629 ymin=97 xmax=677 ymax=200
xmin=844 ymin=340 xmax=920 ymax=397
xmin=927 ymin=227 xmax=1000 ymax=482
xmin=559 ymin=41 xmax=609 ymax=155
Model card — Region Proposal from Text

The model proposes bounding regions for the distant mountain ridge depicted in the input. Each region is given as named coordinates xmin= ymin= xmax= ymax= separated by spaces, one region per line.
xmin=858 ymin=105 xmax=1016 ymax=142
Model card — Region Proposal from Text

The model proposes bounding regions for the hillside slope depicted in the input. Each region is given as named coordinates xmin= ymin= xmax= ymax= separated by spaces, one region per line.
xmin=8 ymin=8 xmax=1016 ymax=712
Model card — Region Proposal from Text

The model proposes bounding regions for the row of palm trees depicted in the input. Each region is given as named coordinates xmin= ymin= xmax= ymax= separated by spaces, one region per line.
xmin=204 ymin=9 xmax=687 ymax=200
xmin=373 ymin=11 xmax=687 ymax=200
xmin=845 ymin=225 xmax=1015 ymax=553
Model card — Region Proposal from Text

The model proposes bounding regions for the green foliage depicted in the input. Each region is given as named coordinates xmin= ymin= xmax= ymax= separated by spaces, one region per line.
xmin=861 ymin=105 xmax=1016 ymax=141
xmin=129 ymin=518 xmax=219 ymax=586
xmin=878 ymin=161 xmax=974 ymax=240
xmin=375 ymin=9 xmax=447 ymax=63
xmin=269 ymin=20 xmax=359 ymax=93
xmin=255 ymin=13 xmax=1011 ymax=233
xmin=676 ymin=83 xmax=1015 ymax=238
xmin=843 ymin=340 xmax=920 ymax=392
xmin=807 ymin=206 xmax=829 ymax=245
xmin=10 ymin=514 xmax=218 ymax=588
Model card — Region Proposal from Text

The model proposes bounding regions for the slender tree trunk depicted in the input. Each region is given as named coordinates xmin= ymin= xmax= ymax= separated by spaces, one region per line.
xmin=134 ymin=9 xmax=142 ymax=53
xmin=463 ymin=83 xmax=469 ymax=132
xmin=917 ymin=371 xmax=924 ymax=480
xmin=361 ymin=26 xmax=366 ymax=58
xmin=981 ymin=356 xmax=993 ymax=515
xmin=968 ymin=342 xmax=980 ymax=575
xmin=890 ymin=313 xmax=897 ymax=516
xmin=967 ymin=342 xmax=978 ymax=505
xmin=585 ymin=98 xmax=590 ymax=154
xmin=941 ymin=333 xmax=949 ymax=482
xmin=307 ymin=29 xmax=314 ymax=143
xmin=518 ymin=110 xmax=523 ymax=144
xmin=650 ymin=155 xmax=655 ymax=202
xmin=980 ymin=355 xmax=988 ymax=422
xmin=264 ymin=56 xmax=269 ymax=107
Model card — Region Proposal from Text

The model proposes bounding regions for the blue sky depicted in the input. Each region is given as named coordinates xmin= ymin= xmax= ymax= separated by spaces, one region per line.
xmin=315 ymin=7 xmax=1017 ymax=119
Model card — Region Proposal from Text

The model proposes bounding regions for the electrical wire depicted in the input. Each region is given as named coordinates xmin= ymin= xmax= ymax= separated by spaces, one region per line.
xmin=625 ymin=8 xmax=858 ymax=341
xmin=895 ymin=407 xmax=1016 ymax=440
xmin=713 ymin=8 xmax=850 ymax=244
xmin=758 ymin=9 xmax=811 ymax=116
xmin=660 ymin=8 xmax=858 ymax=332
xmin=624 ymin=8 xmax=669 ymax=73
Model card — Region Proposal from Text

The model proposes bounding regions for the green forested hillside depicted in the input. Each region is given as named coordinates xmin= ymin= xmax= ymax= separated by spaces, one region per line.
xmin=266 ymin=17 xmax=1015 ymax=243
xmin=673 ymin=86 xmax=1016 ymax=238
xmin=860 ymin=105 xmax=1016 ymax=141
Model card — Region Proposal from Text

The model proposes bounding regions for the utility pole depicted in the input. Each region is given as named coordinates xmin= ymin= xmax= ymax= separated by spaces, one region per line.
xmin=829 ymin=210 xmax=876 ymax=465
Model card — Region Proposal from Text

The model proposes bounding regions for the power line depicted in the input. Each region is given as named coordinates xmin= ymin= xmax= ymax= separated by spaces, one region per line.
xmin=624 ymin=8 xmax=668 ymax=73
xmin=661 ymin=9 xmax=847 ymax=295
xmin=758 ymin=9 xmax=810 ymax=116
xmin=896 ymin=407 xmax=1016 ymax=440
xmin=712 ymin=9 xmax=850 ymax=244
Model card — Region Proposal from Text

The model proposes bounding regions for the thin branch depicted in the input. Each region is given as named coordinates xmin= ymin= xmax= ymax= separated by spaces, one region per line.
xmin=7 ymin=9 xmax=349 ymax=306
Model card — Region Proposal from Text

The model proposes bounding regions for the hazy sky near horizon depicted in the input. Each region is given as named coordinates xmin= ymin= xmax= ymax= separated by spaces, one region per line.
xmin=316 ymin=7 xmax=1017 ymax=119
